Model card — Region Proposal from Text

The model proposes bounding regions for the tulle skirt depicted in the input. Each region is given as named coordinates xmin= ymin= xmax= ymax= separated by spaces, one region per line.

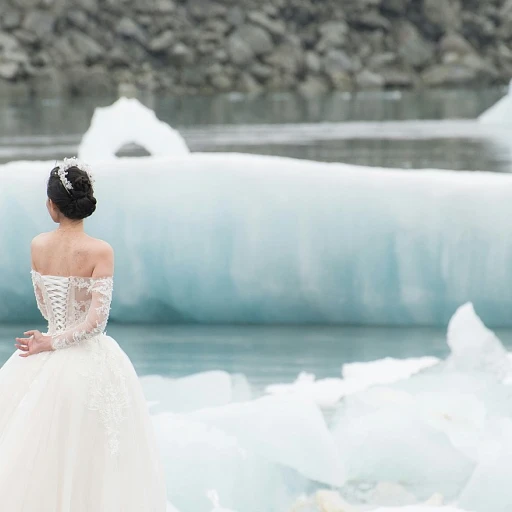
xmin=0 ymin=334 xmax=166 ymax=511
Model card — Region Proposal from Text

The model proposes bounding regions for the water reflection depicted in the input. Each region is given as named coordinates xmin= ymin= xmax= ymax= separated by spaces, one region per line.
xmin=0 ymin=87 xmax=508 ymax=171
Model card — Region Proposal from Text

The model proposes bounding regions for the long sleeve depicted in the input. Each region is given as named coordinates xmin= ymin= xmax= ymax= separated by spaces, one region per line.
xmin=52 ymin=277 xmax=113 ymax=350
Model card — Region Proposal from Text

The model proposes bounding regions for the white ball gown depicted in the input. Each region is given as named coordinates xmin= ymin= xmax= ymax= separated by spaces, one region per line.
xmin=0 ymin=271 xmax=167 ymax=511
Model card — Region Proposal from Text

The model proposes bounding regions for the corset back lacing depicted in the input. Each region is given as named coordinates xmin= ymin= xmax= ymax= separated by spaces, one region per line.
xmin=42 ymin=276 xmax=70 ymax=333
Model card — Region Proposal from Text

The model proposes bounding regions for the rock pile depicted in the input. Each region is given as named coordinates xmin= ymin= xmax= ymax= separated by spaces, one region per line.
xmin=0 ymin=0 xmax=510 ymax=96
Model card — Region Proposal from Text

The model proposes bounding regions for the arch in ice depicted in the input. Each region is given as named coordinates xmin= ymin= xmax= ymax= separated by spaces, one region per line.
xmin=78 ymin=97 xmax=189 ymax=162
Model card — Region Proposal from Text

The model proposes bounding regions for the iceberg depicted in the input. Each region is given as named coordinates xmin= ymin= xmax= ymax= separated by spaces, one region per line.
xmin=141 ymin=371 xmax=252 ymax=414
xmin=5 ymin=97 xmax=512 ymax=326
xmin=478 ymin=80 xmax=512 ymax=125
xmin=78 ymin=97 xmax=189 ymax=161
xmin=146 ymin=303 xmax=512 ymax=511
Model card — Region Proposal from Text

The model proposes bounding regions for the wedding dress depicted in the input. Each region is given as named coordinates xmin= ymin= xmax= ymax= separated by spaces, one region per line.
xmin=0 ymin=270 xmax=166 ymax=511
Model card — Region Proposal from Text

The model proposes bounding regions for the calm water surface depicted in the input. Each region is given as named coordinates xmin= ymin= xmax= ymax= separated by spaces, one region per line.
xmin=1 ymin=324 xmax=511 ymax=389
xmin=0 ymin=87 xmax=508 ymax=171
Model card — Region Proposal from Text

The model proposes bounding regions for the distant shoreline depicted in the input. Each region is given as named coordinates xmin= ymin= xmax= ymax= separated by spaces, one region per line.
xmin=0 ymin=0 xmax=510 ymax=96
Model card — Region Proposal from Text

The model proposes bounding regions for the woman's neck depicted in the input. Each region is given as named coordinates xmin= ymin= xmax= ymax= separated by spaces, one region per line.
xmin=57 ymin=219 xmax=84 ymax=233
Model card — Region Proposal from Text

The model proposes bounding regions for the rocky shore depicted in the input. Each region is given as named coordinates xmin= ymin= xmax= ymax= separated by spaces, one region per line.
xmin=1 ymin=0 xmax=512 ymax=96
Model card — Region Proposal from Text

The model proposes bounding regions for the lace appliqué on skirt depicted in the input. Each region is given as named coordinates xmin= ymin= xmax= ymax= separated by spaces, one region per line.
xmin=84 ymin=338 xmax=131 ymax=455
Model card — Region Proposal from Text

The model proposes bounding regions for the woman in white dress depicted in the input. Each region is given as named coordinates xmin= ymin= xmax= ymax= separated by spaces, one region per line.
xmin=0 ymin=158 xmax=167 ymax=511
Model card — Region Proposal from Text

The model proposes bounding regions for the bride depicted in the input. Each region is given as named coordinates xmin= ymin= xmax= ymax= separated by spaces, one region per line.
xmin=0 ymin=158 xmax=167 ymax=511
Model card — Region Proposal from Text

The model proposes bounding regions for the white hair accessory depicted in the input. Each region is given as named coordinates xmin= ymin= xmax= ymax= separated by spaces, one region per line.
xmin=57 ymin=157 xmax=94 ymax=193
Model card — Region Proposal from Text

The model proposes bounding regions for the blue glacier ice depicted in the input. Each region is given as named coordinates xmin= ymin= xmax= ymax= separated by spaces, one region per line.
xmin=4 ymin=97 xmax=512 ymax=326
xmin=5 ymin=154 xmax=512 ymax=326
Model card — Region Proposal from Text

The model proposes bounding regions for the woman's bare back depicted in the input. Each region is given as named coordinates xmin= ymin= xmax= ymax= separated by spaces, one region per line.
xmin=31 ymin=230 xmax=114 ymax=278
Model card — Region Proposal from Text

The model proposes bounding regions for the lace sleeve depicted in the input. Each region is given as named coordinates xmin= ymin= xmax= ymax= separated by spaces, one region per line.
xmin=51 ymin=277 xmax=113 ymax=350
xmin=31 ymin=271 xmax=48 ymax=321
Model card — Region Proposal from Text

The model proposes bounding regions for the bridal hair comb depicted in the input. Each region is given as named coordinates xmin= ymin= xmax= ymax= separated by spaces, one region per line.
xmin=56 ymin=157 xmax=94 ymax=193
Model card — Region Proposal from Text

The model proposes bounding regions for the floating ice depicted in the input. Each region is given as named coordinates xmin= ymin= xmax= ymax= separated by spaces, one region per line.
xmin=188 ymin=395 xmax=345 ymax=487
xmin=141 ymin=371 xmax=252 ymax=414
xmin=373 ymin=507 xmax=468 ymax=512
xmin=207 ymin=490 xmax=238 ymax=512
xmin=78 ymin=97 xmax=189 ymax=162
xmin=342 ymin=357 xmax=440 ymax=387
xmin=478 ymin=81 xmax=512 ymax=125
xmin=152 ymin=413 xmax=293 ymax=512
xmin=266 ymin=357 xmax=440 ymax=407
xmin=445 ymin=302 xmax=512 ymax=380
xmin=331 ymin=405 xmax=474 ymax=500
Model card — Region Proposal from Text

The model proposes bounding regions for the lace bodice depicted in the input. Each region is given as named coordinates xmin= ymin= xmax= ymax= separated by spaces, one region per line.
xmin=31 ymin=270 xmax=113 ymax=350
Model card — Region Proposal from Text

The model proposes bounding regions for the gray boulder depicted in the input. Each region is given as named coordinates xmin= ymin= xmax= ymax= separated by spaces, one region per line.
xmin=149 ymin=30 xmax=175 ymax=53
xmin=169 ymin=42 xmax=194 ymax=66
xmin=317 ymin=21 xmax=349 ymax=50
xmin=356 ymin=69 xmax=385 ymax=88
xmin=231 ymin=24 xmax=274 ymax=56
xmin=247 ymin=11 xmax=286 ymax=38
xmin=422 ymin=62 xmax=477 ymax=86
xmin=116 ymin=17 xmax=146 ymax=45
xmin=2 ymin=10 xmax=22 ymax=30
xmin=439 ymin=33 xmax=474 ymax=56
xmin=323 ymin=49 xmax=359 ymax=74
xmin=297 ymin=75 xmax=330 ymax=96
xmin=423 ymin=0 xmax=461 ymax=33
xmin=396 ymin=21 xmax=435 ymax=68
xmin=23 ymin=10 xmax=55 ymax=41
xmin=381 ymin=0 xmax=410 ymax=15
xmin=227 ymin=34 xmax=254 ymax=66
xmin=0 ymin=62 xmax=20 ymax=80
xmin=305 ymin=51 xmax=322 ymax=74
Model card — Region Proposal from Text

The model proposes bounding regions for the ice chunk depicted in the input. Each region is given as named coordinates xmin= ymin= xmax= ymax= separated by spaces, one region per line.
xmin=373 ymin=507 xmax=469 ymax=512
xmin=458 ymin=418 xmax=512 ymax=512
xmin=141 ymin=372 xmax=251 ymax=414
xmin=266 ymin=358 xmax=440 ymax=408
xmin=207 ymin=490 xmax=238 ymax=512
xmin=78 ymin=97 xmax=189 ymax=162
xmin=342 ymin=357 xmax=440 ymax=384
xmin=332 ymin=406 xmax=474 ymax=500
xmin=445 ymin=303 xmax=511 ymax=380
xmin=5 ymin=155 xmax=512 ymax=326
xmin=152 ymin=413 xmax=293 ymax=512
xmin=188 ymin=395 xmax=346 ymax=487
xmin=478 ymin=80 xmax=512 ymax=125
xmin=266 ymin=373 xmax=348 ymax=407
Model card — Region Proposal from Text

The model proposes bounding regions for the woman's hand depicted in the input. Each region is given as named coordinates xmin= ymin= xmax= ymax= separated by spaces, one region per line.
xmin=15 ymin=330 xmax=54 ymax=357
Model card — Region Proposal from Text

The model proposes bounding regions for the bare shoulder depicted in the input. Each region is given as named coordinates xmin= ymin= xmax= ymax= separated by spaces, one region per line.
xmin=88 ymin=237 xmax=114 ymax=257
xmin=88 ymin=237 xmax=114 ymax=277
xmin=31 ymin=232 xmax=53 ymax=250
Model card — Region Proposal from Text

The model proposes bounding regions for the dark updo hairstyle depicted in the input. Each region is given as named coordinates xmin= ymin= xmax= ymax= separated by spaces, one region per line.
xmin=47 ymin=165 xmax=97 ymax=220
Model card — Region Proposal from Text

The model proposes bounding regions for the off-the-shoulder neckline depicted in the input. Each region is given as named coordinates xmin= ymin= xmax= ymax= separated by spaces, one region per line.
xmin=31 ymin=270 xmax=113 ymax=280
